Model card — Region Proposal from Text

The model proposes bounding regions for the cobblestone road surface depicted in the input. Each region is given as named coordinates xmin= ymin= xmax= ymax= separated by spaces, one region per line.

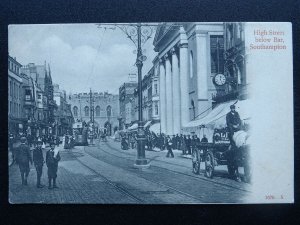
xmin=9 ymin=139 xmax=251 ymax=204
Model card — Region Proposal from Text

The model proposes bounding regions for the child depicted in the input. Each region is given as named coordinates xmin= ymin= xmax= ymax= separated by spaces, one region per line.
xmin=46 ymin=142 xmax=61 ymax=189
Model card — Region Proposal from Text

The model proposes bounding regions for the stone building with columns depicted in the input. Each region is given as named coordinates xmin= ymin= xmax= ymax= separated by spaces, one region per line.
xmin=153 ymin=22 xmax=224 ymax=135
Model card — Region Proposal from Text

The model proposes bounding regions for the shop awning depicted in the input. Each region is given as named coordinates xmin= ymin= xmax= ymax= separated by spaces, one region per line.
xmin=183 ymin=99 xmax=251 ymax=131
xmin=143 ymin=121 xmax=152 ymax=128
xmin=149 ymin=123 xmax=160 ymax=134
xmin=128 ymin=123 xmax=138 ymax=130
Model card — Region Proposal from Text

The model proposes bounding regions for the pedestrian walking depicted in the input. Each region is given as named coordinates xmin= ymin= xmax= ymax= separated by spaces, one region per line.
xmin=33 ymin=138 xmax=45 ymax=188
xmin=166 ymin=135 xmax=174 ymax=158
xmin=46 ymin=142 xmax=61 ymax=189
xmin=171 ymin=135 xmax=176 ymax=150
xmin=186 ymin=135 xmax=191 ymax=155
xmin=15 ymin=136 xmax=32 ymax=185
xmin=9 ymin=133 xmax=16 ymax=164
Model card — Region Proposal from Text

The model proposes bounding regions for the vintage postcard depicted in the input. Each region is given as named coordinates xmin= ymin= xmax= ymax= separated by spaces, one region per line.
xmin=8 ymin=22 xmax=293 ymax=204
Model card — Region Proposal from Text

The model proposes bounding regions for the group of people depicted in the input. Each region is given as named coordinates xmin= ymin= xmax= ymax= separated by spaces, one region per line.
xmin=12 ymin=135 xmax=61 ymax=189
xmin=157 ymin=133 xmax=208 ymax=158
xmin=119 ymin=130 xmax=208 ymax=158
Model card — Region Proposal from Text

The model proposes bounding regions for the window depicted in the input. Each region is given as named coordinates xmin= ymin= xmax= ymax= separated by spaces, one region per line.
xmin=189 ymin=51 xmax=194 ymax=78
xmin=210 ymin=35 xmax=224 ymax=74
xmin=9 ymin=81 xmax=12 ymax=96
xmin=84 ymin=106 xmax=89 ymax=117
xmin=155 ymin=102 xmax=158 ymax=115
xmin=25 ymin=90 xmax=31 ymax=100
xmin=95 ymin=106 xmax=100 ymax=116
xmin=106 ymin=105 xmax=112 ymax=117
xmin=38 ymin=94 xmax=42 ymax=99
xmin=154 ymin=83 xmax=158 ymax=95
xmin=73 ymin=106 xmax=78 ymax=117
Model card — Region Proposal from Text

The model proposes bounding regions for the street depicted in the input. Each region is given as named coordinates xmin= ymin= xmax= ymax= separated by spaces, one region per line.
xmin=9 ymin=138 xmax=251 ymax=204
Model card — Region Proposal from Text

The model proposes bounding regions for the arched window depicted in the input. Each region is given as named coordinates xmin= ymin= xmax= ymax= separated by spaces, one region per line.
xmin=189 ymin=51 xmax=194 ymax=78
xmin=73 ymin=106 xmax=78 ymax=117
xmin=84 ymin=106 xmax=89 ymax=117
xmin=95 ymin=106 xmax=100 ymax=117
xmin=106 ymin=105 xmax=112 ymax=117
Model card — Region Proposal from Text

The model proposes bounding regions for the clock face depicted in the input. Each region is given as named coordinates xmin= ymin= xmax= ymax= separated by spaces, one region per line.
xmin=214 ymin=74 xmax=226 ymax=86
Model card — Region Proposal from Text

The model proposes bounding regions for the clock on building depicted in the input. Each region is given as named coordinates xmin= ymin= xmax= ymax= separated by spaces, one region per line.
xmin=213 ymin=73 xmax=226 ymax=86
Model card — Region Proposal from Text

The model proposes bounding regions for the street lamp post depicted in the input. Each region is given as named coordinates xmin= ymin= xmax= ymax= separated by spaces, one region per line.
xmin=134 ymin=23 xmax=148 ymax=167
xmin=98 ymin=23 xmax=156 ymax=167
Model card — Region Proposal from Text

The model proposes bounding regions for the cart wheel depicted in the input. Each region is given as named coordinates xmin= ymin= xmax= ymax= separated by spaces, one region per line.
xmin=205 ymin=151 xmax=214 ymax=178
xmin=192 ymin=150 xmax=200 ymax=174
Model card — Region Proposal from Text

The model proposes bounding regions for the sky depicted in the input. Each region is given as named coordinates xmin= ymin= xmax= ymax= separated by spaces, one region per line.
xmin=8 ymin=23 xmax=157 ymax=95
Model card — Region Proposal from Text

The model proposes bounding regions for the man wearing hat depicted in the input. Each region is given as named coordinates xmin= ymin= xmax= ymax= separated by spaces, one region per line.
xmin=46 ymin=142 xmax=61 ymax=189
xmin=226 ymin=104 xmax=242 ymax=146
xmin=15 ymin=136 xmax=32 ymax=185
xmin=33 ymin=138 xmax=45 ymax=188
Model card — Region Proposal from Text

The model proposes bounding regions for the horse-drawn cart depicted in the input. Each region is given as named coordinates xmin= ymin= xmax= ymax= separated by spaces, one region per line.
xmin=192 ymin=127 xmax=251 ymax=182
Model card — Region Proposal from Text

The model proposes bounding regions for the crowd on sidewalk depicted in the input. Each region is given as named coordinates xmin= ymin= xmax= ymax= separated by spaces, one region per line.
xmin=120 ymin=131 xmax=208 ymax=158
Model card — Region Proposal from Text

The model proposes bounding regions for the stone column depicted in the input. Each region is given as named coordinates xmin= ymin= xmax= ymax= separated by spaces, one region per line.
xmin=171 ymin=47 xmax=181 ymax=135
xmin=159 ymin=59 xmax=167 ymax=134
xmin=179 ymin=42 xmax=189 ymax=128
xmin=164 ymin=53 xmax=173 ymax=135
xmin=196 ymin=33 xmax=209 ymax=113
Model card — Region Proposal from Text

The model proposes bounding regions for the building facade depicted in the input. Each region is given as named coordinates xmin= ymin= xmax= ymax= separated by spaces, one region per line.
xmin=212 ymin=22 xmax=248 ymax=104
xmin=21 ymin=62 xmax=55 ymax=136
xmin=8 ymin=56 xmax=25 ymax=135
xmin=153 ymin=22 xmax=224 ymax=135
xmin=119 ymin=82 xmax=138 ymax=129
xmin=68 ymin=92 xmax=119 ymax=136
xmin=129 ymin=66 xmax=160 ymax=127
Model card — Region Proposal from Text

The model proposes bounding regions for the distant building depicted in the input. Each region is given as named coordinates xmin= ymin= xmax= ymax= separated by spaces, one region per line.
xmin=129 ymin=66 xmax=160 ymax=127
xmin=118 ymin=82 xmax=138 ymax=129
xmin=68 ymin=92 xmax=119 ymax=136
xmin=8 ymin=55 xmax=24 ymax=135
xmin=53 ymin=84 xmax=74 ymax=136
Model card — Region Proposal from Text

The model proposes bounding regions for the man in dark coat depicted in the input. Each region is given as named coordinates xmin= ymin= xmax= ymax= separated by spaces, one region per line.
xmin=166 ymin=135 xmax=174 ymax=158
xmin=46 ymin=142 xmax=61 ymax=189
xmin=33 ymin=138 xmax=45 ymax=188
xmin=226 ymin=104 xmax=242 ymax=182
xmin=226 ymin=104 xmax=242 ymax=146
xmin=15 ymin=136 xmax=32 ymax=185
xmin=201 ymin=134 xmax=208 ymax=143
xmin=171 ymin=135 xmax=176 ymax=150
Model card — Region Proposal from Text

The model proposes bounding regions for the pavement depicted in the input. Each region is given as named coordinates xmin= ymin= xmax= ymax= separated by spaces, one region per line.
xmin=9 ymin=138 xmax=251 ymax=204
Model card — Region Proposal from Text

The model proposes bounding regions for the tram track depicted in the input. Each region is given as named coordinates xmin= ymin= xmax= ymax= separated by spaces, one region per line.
xmin=71 ymin=146 xmax=210 ymax=203
xmin=77 ymin=146 xmax=214 ymax=203
xmin=93 ymin=140 xmax=251 ymax=193
xmin=69 ymin=150 xmax=145 ymax=203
